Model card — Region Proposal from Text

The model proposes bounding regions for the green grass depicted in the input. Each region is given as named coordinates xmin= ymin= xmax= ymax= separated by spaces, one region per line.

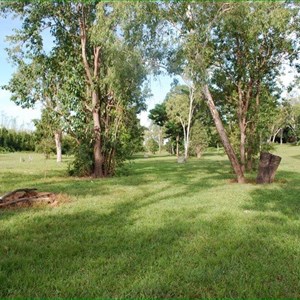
xmin=0 ymin=146 xmax=300 ymax=298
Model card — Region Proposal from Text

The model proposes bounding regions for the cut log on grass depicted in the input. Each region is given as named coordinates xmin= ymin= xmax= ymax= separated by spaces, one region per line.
xmin=256 ymin=152 xmax=282 ymax=184
xmin=0 ymin=188 xmax=56 ymax=208
xmin=0 ymin=188 xmax=37 ymax=202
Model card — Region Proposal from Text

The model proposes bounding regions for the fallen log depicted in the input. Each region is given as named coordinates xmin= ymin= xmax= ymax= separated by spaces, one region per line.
xmin=0 ymin=195 xmax=54 ymax=207
xmin=0 ymin=188 xmax=56 ymax=208
xmin=0 ymin=188 xmax=37 ymax=202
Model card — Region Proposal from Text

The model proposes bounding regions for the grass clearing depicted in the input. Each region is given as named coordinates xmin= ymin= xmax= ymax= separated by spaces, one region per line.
xmin=0 ymin=146 xmax=300 ymax=297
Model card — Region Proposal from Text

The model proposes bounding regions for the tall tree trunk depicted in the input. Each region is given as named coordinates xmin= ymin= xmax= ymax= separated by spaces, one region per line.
xmin=176 ymin=135 xmax=179 ymax=158
xmin=159 ymin=127 xmax=162 ymax=153
xmin=239 ymin=122 xmax=246 ymax=173
xmin=184 ymin=85 xmax=195 ymax=160
xmin=272 ymin=127 xmax=281 ymax=143
xmin=54 ymin=130 xmax=62 ymax=163
xmin=246 ymin=146 xmax=253 ymax=172
xmin=237 ymin=83 xmax=249 ymax=174
xmin=202 ymin=84 xmax=245 ymax=183
xmin=92 ymin=92 xmax=104 ymax=178
xmin=182 ymin=124 xmax=188 ymax=160
xmin=280 ymin=128 xmax=283 ymax=145
xmin=79 ymin=6 xmax=103 ymax=177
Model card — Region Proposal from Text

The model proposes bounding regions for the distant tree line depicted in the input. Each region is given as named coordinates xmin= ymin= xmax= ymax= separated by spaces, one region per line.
xmin=0 ymin=127 xmax=35 ymax=152
xmin=0 ymin=125 xmax=76 ymax=158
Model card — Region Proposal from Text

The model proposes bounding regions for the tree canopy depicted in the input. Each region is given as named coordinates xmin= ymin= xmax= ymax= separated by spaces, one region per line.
xmin=1 ymin=1 xmax=300 ymax=182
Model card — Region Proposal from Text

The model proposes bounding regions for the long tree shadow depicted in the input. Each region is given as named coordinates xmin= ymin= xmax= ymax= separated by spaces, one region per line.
xmin=243 ymin=170 xmax=300 ymax=219
xmin=1 ymin=197 xmax=300 ymax=298
xmin=0 ymin=156 xmax=232 ymax=201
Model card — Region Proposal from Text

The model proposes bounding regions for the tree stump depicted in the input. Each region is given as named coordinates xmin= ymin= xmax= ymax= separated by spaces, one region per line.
xmin=256 ymin=152 xmax=282 ymax=184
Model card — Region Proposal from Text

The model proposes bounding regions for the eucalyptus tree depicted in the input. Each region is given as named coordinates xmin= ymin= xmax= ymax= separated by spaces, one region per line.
xmin=189 ymin=120 xmax=209 ymax=159
xmin=165 ymin=85 xmax=197 ymax=160
xmin=149 ymin=102 xmax=183 ymax=157
xmin=205 ymin=3 xmax=299 ymax=171
xmin=142 ymin=2 xmax=299 ymax=182
xmin=2 ymin=1 xmax=148 ymax=177
xmin=132 ymin=2 xmax=247 ymax=182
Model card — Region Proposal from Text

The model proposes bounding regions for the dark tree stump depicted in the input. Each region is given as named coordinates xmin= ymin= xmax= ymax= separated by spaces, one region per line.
xmin=256 ymin=152 xmax=282 ymax=184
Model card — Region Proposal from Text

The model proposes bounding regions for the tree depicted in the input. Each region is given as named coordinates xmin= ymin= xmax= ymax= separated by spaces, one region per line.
xmin=144 ymin=122 xmax=162 ymax=153
xmin=147 ymin=2 xmax=299 ymax=182
xmin=189 ymin=120 xmax=209 ymax=159
xmin=149 ymin=102 xmax=183 ymax=157
xmin=148 ymin=103 xmax=167 ymax=153
xmin=2 ymin=2 xmax=148 ymax=177
xmin=145 ymin=138 xmax=159 ymax=154
xmin=165 ymin=85 xmax=195 ymax=160
xmin=0 ymin=126 xmax=35 ymax=152
xmin=33 ymin=109 xmax=61 ymax=161
xmin=135 ymin=2 xmax=246 ymax=182
xmin=206 ymin=3 xmax=298 ymax=171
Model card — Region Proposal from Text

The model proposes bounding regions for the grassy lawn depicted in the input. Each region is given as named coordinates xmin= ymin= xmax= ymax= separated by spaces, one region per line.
xmin=0 ymin=145 xmax=300 ymax=298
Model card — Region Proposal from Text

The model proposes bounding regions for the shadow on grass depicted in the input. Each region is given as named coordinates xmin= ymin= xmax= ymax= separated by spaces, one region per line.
xmin=243 ymin=170 xmax=300 ymax=219
xmin=1 ymin=155 xmax=232 ymax=202
xmin=1 ymin=195 xmax=300 ymax=298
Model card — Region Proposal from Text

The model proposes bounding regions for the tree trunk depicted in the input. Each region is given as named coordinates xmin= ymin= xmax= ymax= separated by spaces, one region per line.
xmin=256 ymin=152 xmax=281 ymax=184
xmin=183 ymin=126 xmax=188 ymax=160
xmin=240 ymin=125 xmax=246 ymax=173
xmin=246 ymin=147 xmax=253 ymax=172
xmin=79 ymin=6 xmax=103 ymax=178
xmin=202 ymin=84 xmax=245 ymax=183
xmin=176 ymin=135 xmax=179 ymax=158
xmin=159 ymin=127 xmax=162 ymax=153
xmin=272 ymin=127 xmax=281 ymax=143
xmin=280 ymin=128 xmax=283 ymax=145
xmin=92 ymin=92 xmax=104 ymax=178
xmin=54 ymin=130 xmax=62 ymax=163
xmin=184 ymin=85 xmax=195 ymax=160
xmin=272 ymin=135 xmax=276 ymax=143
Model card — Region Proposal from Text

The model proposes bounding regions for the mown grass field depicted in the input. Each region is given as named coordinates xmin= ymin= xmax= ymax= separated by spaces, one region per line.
xmin=0 ymin=145 xmax=300 ymax=298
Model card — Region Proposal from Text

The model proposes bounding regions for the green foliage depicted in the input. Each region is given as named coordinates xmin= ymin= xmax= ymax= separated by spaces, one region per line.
xmin=165 ymin=85 xmax=190 ymax=126
xmin=189 ymin=120 xmax=209 ymax=158
xmin=0 ymin=127 xmax=35 ymax=152
xmin=2 ymin=2 xmax=148 ymax=177
xmin=149 ymin=103 xmax=168 ymax=127
xmin=204 ymin=3 xmax=299 ymax=168
xmin=68 ymin=142 xmax=94 ymax=177
xmin=35 ymin=137 xmax=55 ymax=159
xmin=61 ymin=135 xmax=76 ymax=156
xmin=145 ymin=138 xmax=159 ymax=154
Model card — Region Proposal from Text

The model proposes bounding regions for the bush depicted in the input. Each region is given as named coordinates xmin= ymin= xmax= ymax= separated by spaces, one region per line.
xmin=68 ymin=142 xmax=93 ymax=176
xmin=35 ymin=137 xmax=55 ymax=159
xmin=145 ymin=138 xmax=159 ymax=154
xmin=189 ymin=121 xmax=209 ymax=158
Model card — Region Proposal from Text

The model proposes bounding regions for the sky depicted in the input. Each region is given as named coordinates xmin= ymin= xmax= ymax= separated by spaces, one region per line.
xmin=0 ymin=16 xmax=43 ymax=130
xmin=0 ymin=15 xmax=176 ymax=131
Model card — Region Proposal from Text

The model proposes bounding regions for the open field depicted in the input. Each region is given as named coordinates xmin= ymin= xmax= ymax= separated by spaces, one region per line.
xmin=0 ymin=145 xmax=300 ymax=298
